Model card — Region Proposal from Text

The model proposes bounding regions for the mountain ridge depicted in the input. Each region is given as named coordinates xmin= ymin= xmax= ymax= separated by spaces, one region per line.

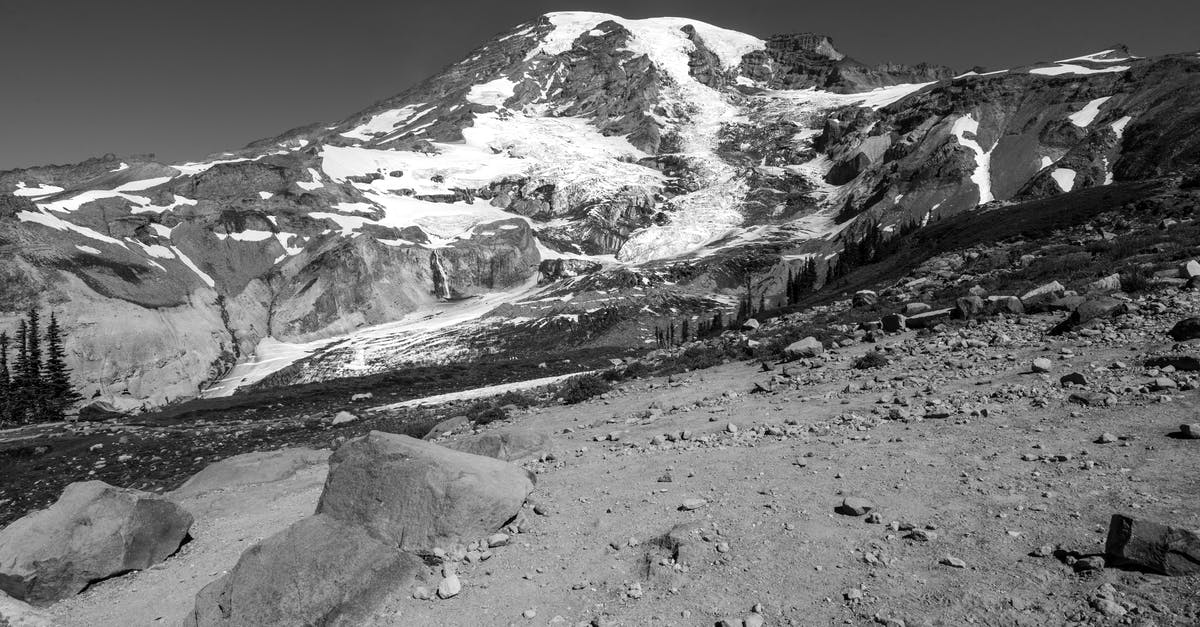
xmin=2 ymin=11 xmax=1199 ymax=413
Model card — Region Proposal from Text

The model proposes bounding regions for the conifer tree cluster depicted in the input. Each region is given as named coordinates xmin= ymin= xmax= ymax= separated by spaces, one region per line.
xmin=0 ymin=309 xmax=80 ymax=425
xmin=785 ymin=257 xmax=821 ymax=306
xmin=654 ymin=313 xmax=726 ymax=348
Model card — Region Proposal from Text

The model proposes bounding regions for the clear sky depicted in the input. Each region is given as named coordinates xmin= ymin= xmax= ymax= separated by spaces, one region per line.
xmin=1 ymin=0 xmax=1197 ymax=170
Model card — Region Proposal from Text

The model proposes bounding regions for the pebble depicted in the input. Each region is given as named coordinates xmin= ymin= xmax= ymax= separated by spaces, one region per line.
xmin=680 ymin=498 xmax=708 ymax=511
xmin=1032 ymin=358 xmax=1053 ymax=373
xmin=1097 ymin=433 xmax=1118 ymax=444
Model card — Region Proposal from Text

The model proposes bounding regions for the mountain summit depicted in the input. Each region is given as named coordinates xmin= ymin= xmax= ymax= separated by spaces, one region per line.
xmin=2 ymin=12 xmax=1199 ymax=411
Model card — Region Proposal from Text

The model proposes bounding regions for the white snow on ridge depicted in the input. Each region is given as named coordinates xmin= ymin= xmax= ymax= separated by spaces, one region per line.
xmin=534 ymin=12 xmax=765 ymax=81
xmin=215 ymin=230 xmax=276 ymax=243
xmin=1068 ymin=96 xmax=1112 ymax=127
xmin=34 ymin=175 xmax=173 ymax=214
xmin=17 ymin=210 xmax=127 ymax=246
xmin=340 ymin=104 xmax=433 ymax=141
xmin=131 ymin=194 xmax=197 ymax=215
xmin=950 ymin=114 xmax=994 ymax=205
xmin=466 ymin=77 xmax=517 ymax=107
xmin=1057 ymin=49 xmax=1132 ymax=64
xmin=75 ymin=245 xmax=101 ymax=255
xmin=171 ymin=246 xmax=215 ymax=288
xmin=1029 ymin=63 xmax=1130 ymax=76
xmin=765 ymin=82 xmax=936 ymax=112
xmin=1052 ymin=168 xmax=1077 ymax=192
xmin=1110 ymin=115 xmax=1132 ymax=139
xmin=12 ymin=182 xmax=64 ymax=198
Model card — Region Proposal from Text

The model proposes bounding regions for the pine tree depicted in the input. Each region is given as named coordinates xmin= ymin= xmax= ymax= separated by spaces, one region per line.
xmin=681 ymin=319 xmax=690 ymax=343
xmin=0 ymin=331 xmax=8 ymax=425
xmin=43 ymin=312 xmax=79 ymax=421
xmin=12 ymin=320 xmax=28 ymax=424
xmin=786 ymin=268 xmax=795 ymax=305
xmin=712 ymin=313 xmax=724 ymax=334
xmin=25 ymin=309 xmax=45 ymax=422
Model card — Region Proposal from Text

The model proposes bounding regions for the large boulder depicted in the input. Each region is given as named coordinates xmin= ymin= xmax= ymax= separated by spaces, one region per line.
xmin=1050 ymin=297 xmax=1129 ymax=335
xmin=446 ymin=429 xmax=552 ymax=462
xmin=183 ymin=514 xmax=423 ymax=627
xmin=904 ymin=308 xmax=952 ymax=329
xmin=1105 ymin=514 xmax=1200 ymax=576
xmin=0 ymin=481 xmax=193 ymax=605
xmin=986 ymin=295 xmax=1024 ymax=315
xmin=881 ymin=313 xmax=906 ymax=332
xmin=315 ymin=432 xmax=535 ymax=551
xmin=1020 ymin=281 xmax=1065 ymax=312
xmin=0 ymin=590 xmax=57 ymax=626
xmin=783 ymin=337 xmax=823 ymax=358
xmin=852 ymin=290 xmax=878 ymax=308
xmin=171 ymin=448 xmax=329 ymax=499
xmin=953 ymin=295 xmax=986 ymax=319
xmin=1169 ymin=318 xmax=1200 ymax=342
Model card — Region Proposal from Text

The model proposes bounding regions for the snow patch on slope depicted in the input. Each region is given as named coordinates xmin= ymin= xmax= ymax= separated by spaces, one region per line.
xmin=1068 ymin=96 xmax=1111 ymax=127
xmin=1052 ymin=168 xmax=1077 ymax=192
xmin=950 ymin=115 xmax=994 ymax=205
xmin=1030 ymin=63 xmax=1130 ymax=76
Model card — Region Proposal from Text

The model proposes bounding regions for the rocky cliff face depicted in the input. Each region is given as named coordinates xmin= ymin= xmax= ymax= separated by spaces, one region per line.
xmin=2 ymin=13 xmax=1199 ymax=410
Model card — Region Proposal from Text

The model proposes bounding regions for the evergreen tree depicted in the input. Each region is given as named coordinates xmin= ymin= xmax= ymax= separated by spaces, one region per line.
xmin=681 ymin=319 xmax=690 ymax=343
xmin=712 ymin=313 xmax=724 ymax=334
xmin=43 ymin=312 xmax=79 ymax=421
xmin=0 ymin=331 xmax=8 ymax=425
xmin=758 ymin=295 xmax=766 ymax=314
xmin=12 ymin=320 xmax=28 ymax=424
xmin=786 ymin=268 xmax=795 ymax=305
xmin=25 ymin=309 xmax=45 ymax=421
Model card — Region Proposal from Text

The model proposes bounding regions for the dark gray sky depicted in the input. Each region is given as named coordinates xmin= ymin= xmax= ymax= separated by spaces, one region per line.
xmin=1 ymin=0 xmax=1196 ymax=171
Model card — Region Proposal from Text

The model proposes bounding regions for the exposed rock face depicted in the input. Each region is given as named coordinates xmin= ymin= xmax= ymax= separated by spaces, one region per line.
xmin=315 ymin=432 xmax=535 ymax=551
xmin=1105 ymin=514 xmax=1200 ymax=576
xmin=183 ymin=514 xmax=422 ymax=627
xmin=0 ymin=481 xmax=193 ymax=605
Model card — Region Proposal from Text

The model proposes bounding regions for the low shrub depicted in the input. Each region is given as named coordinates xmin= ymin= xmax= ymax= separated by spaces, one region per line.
xmin=558 ymin=374 xmax=612 ymax=404
xmin=853 ymin=351 xmax=889 ymax=369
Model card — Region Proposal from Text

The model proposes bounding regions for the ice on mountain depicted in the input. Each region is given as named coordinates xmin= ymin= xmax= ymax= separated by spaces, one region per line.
xmin=18 ymin=209 xmax=128 ymax=246
xmin=75 ymin=245 xmax=101 ymax=255
xmin=950 ymin=114 xmax=994 ymax=204
xmin=171 ymin=245 xmax=216 ymax=288
xmin=1068 ymin=96 xmax=1112 ymax=127
xmin=1052 ymin=168 xmax=1077 ymax=192
xmin=1111 ymin=115 xmax=1132 ymax=139
xmin=466 ymin=77 xmax=517 ymax=107
xmin=1029 ymin=63 xmax=1130 ymax=76
xmin=340 ymin=104 xmax=431 ymax=141
xmin=12 ymin=182 xmax=64 ymax=198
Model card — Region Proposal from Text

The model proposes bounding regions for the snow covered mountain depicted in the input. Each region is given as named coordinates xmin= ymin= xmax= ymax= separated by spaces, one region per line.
xmin=3 ymin=12 xmax=1199 ymax=411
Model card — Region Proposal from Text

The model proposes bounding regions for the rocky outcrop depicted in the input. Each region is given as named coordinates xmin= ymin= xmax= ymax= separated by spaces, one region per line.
xmin=315 ymin=432 xmax=535 ymax=551
xmin=184 ymin=514 xmax=422 ymax=627
xmin=1105 ymin=514 xmax=1200 ymax=576
xmin=0 ymin=481 xmax=193 ymax=605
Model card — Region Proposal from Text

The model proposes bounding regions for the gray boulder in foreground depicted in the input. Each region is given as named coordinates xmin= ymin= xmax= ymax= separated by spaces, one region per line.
xmin=0 ymin=589 xmax=57 ymax=626
xmin=0 ymin=481 xmax=193 ymax=605
xmin=783 ymin=337 xmax=823 ymax=358
xmin=316 ymin=431 xmax=535 ymax=551
xmin=183 ymin=514 xmax=422 ymax=627
xmin=1105 ymin=514 xmax=1200 ymax=576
